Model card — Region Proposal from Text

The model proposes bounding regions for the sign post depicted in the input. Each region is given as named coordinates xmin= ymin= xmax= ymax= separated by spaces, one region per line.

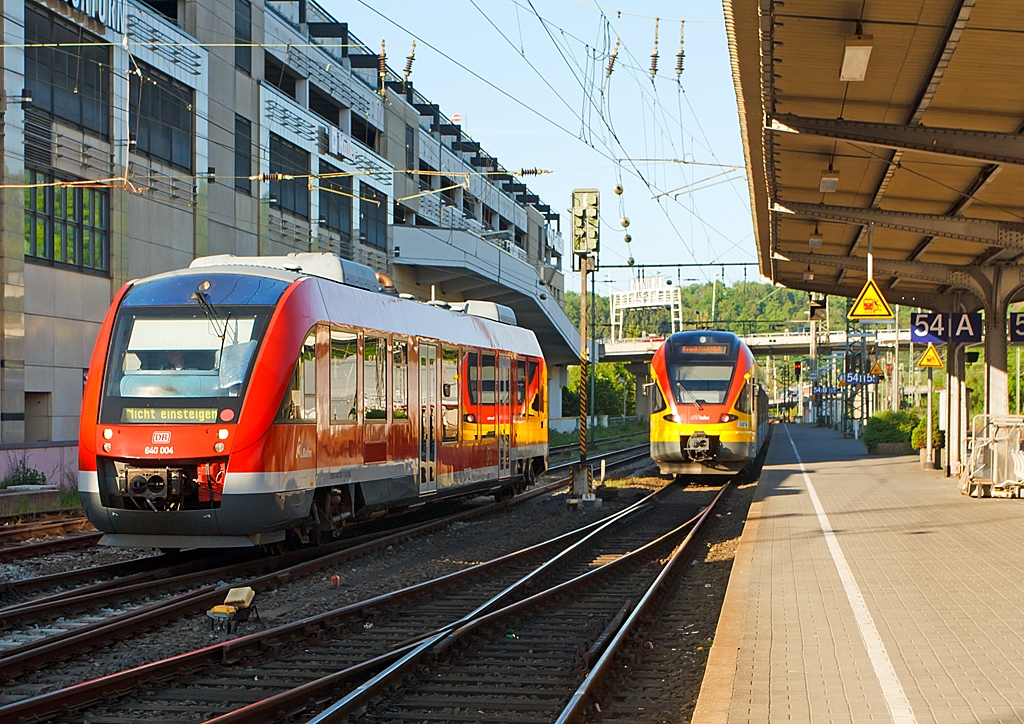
xmin=571 ymin=189 xmax=599 ymax=500
xmin=918 ymin=342 xmax=944 ymax=468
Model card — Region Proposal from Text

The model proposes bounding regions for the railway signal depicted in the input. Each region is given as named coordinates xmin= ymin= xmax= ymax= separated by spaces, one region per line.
xmin=794 ymin=361 xmax=802 ymax=380
xmin=571 ymin=189 xmax=600 ymax=502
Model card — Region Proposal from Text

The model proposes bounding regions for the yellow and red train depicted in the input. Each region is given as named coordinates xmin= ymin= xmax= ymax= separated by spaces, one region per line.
xmin=649 ymin=331 xmax=769 ymax=477
xmin=79 ymin=253 xmax=548 ymax=549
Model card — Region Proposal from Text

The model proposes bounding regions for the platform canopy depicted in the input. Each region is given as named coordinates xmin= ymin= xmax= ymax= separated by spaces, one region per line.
xmin=726 ymin=0 xmax=1024 ymax=313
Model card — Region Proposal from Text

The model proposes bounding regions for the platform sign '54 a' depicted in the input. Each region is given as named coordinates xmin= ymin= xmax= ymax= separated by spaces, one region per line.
xmin=911 ymin=312 xmax=982 ymax=344
xmin=1010 ymin=313 xmax=1024 ymax=343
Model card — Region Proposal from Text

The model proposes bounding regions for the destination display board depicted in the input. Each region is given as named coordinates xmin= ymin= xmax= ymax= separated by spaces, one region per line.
xmin=122 ymin=408 xmax=219 ymax=423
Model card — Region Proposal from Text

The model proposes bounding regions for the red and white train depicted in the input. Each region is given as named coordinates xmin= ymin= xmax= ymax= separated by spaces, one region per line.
xmin=79 ymin=253 xmax=548 ymax=549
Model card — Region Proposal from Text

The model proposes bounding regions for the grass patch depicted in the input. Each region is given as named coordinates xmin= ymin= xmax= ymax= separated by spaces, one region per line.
xmin=550 ymin=418 xmax=649 ymax=448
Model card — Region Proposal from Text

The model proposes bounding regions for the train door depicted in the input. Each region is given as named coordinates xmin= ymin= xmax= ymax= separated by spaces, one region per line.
xmin=419 ymin=343 xmax=437 ymax=493
xmin=498 ymin=355 xmax=512 ymax=478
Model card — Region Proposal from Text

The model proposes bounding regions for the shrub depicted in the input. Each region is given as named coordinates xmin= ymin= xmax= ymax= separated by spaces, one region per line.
xmin=911 ymin=407 xmax=945 ymax=450
xmin=862 ymin=409 xmax=919 ymax=449
xmin=0 ymin=457 xmax=47 ymax=488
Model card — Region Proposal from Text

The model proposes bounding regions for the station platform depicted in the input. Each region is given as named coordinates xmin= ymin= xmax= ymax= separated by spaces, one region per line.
xmin=694 ymin=423 xmax=1024 ymax=724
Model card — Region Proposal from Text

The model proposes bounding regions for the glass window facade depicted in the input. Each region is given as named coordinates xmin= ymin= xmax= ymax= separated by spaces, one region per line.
xmin=235 ymin=115 xmax=252 ymax=194
xmin=24 ymin=170 xmax=109 ymax=273
xmin=359 ymin=185 xmax=387 ymax=250
xmin=235 ymin=0 xmax=252 ymax=74
xmin=129 ymin=61 xmax=194 ymax=172
xmin=319 ymin=161 xmax=351 ymax=238
xmin=269 ymin=133 xmax=310 ymax=219
xmin=25 ymin=6 xmax=111 ymax=138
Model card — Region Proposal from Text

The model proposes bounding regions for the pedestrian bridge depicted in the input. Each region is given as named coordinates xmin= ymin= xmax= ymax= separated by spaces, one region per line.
xmin=601 ymin=328 xmax=904 ymax=363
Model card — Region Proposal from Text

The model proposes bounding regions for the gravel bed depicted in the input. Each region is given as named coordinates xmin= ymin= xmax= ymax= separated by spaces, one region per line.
xmin=594 ymin=477 xmax=757 ymax=724
xmin=1 ymin=470 xmax=663 ymax=702
xmin=0 ymin=545 xmax=156 ymax=583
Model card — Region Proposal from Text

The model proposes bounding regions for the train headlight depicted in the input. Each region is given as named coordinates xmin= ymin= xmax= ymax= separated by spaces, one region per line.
xmin=218 ymin=429 xmax=229 ymax=440
xmin=214 ymin=442 xmax=225 ymax=453
xmin=103 ymin=442 xmax=112 ymax=452
xmin=663 ymin=414 xmax=682 ymax=424
xmin=103 ymin=428 xmax=113 ymax=440
xmin=720 ymin=414 xmax=739 ymax=423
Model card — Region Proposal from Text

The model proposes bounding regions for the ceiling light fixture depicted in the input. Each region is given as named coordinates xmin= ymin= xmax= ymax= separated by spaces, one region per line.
xmin=803 ymin=265 xmax=814 ymax=282
xmin=819 ymin=164 xmax=840 ymax=193
xmin=840 ymin=23 xmax=873 ymax=82
xmin=809 ymin=224 xmax=823 ymax=248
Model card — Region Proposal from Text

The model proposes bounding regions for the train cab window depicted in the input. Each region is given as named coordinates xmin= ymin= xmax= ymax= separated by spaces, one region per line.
xmin=481 ymin=354 xmax=496 ymax=438
xmin=392 ymin=338 xmax=409 ymax=420
xmin=527 ymin=360 xmax=540 ymax=416
xmin=515 ymin=360 xmax=527 ymax=416
xmin=364 ymin=335 xmax=387 ymax=421
xmin=329 ymin=329 xmax=358 ymax=423
xmin=276 ymin=330 xmax=316 ymax=422
xmin=463 ymin=350 xmax=479 ymax=441
xmin=442 ymin=347 xmax=459 ymax=442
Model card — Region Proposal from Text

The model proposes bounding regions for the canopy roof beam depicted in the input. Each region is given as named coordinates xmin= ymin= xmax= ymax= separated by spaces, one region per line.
xmin=772 ymin=113 xmax=1024 ymax=166
xmin=775 ymin=200 xmax=1024 ymax=252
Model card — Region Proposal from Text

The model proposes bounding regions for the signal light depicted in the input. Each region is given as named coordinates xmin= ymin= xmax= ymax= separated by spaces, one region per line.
xmin=795 ymin=361 xmax=802 ymax=379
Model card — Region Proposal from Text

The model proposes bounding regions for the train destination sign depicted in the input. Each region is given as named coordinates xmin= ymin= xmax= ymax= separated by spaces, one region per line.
xmin=122 ymin=408 xmax=219 ymax=423
xmin=813 ymin=386 xmax=841 ymax=395
xmin=910 ymin=312 xmax=983 ymax=344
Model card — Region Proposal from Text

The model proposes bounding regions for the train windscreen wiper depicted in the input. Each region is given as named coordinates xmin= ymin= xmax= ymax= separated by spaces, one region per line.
xmin=675 ymin=382 xmax=703 ymax=410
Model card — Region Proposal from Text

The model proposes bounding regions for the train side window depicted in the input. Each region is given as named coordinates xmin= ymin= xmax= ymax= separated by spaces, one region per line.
xmin=392 ymin=338 xmax=409 ymax=420
xmin=442 ymin=347 xmax=459 ymax=442
xmin=735 ymin=381 xmax=752 ymax=414
xmin=363 ymin=336 xmax=387 ymax=421
xmin=463 ymin=350 xmax=479 ymax=441
xmin=515 ymin=359 xmax=526 ymax=416
xmin=276 ymin=330 xmax=316 ymax=422
xmin=527 ymin=360 xmax=540 ymax=416
xmin=481 ymin=354 xmax=496 ymax=438
xmin=650 ymin=381 xmax=667 ymax=413
xmin=329 ymin=329 xmax=358 ymax=423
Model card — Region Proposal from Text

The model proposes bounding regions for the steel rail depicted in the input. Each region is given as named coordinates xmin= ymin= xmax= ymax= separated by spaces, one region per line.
xmin=554 ymin=481 xmax=733 ymax=723
xmin=304 ymin=486 xmax=721 ymax=723
xmin=0 ymin=468 xmax=664 ymax=722
xmin=0 ymin=532 xmax=103 ymax=564
xmin=0 ymin=445 xmax=649 ymax=682
xmin=0 ymin=517 xmax=92 ymax=544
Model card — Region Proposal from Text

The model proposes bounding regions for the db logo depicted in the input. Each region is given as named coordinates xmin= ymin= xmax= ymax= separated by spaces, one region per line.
xmin=152 ymin=431 xmax=172 ymax=444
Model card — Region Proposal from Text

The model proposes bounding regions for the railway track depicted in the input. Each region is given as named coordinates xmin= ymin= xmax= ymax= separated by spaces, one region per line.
xmin=0 ymin=459 xmax=701 ymax=724
xmin=0 ymin=444 xmax=650 ymax=690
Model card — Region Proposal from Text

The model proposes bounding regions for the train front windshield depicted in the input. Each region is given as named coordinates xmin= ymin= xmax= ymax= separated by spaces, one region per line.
xmin=100 ymin=273 xmax=288 ymax=424
xmin=665 ymin=337 xmax=737 ymax=406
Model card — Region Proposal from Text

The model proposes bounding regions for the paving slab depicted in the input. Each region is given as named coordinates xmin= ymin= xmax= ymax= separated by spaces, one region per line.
xmin=695 ymin=423 xmax=1024 ymax=724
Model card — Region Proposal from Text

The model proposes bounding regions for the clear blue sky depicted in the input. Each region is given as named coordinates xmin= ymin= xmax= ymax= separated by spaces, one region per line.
xmin=326 ymin=0 xmax=760 ymax=293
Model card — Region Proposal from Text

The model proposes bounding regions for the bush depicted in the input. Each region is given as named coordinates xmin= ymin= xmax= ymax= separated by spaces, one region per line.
xmin=862 ymin=409 xmax=919 ymax=449
xmin=0 ymin=457 xmax=47 ymax=488
xmin=911 ymin=407 xmax=945 ymax=450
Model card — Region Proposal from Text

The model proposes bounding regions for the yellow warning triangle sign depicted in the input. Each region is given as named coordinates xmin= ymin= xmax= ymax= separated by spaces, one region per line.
xmin=918 ymin=342 xmax=944 ymax=369
xmin=869 ymin=361 xmax=884 ymax=376
xmin=848 ymin=278 xmax=895 ymax=320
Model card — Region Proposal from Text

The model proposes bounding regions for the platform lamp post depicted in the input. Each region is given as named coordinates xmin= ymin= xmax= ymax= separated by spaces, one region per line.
xmin=571 ymin=189 xmax=600 ymax=501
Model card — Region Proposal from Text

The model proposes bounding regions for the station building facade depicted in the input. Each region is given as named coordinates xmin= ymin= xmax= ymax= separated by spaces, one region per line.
xmin=2 ymin=0 xmax=570 ymax=444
